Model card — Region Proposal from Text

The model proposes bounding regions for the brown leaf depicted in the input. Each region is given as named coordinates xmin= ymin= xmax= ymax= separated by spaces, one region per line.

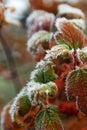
xmin=55 ymin=18 xmax=84 ymax=49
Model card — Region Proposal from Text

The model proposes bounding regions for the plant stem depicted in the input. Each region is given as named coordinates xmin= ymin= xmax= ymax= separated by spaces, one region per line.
xmin=0 ymin=27 xmax=22 ymax=93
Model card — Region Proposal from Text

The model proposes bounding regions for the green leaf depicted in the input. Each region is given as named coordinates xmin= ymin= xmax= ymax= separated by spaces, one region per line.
xmin=57 ymin=39 xmax=72 ymax=50
xmin=18 ymin=95 xmax=31 ymax=116
xmin=10 ymin=88 xmax=31 ymax=122
xmin=31 ymin=65 xmax=57 ymax=83
xmin=65 ymin=68 xmax=87 ymax=114
xmin=36 ymin=106 xmax=63 ymax=130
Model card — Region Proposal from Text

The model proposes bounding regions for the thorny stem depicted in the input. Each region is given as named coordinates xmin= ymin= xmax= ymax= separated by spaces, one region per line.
xmin=0 ymin=26 xmax=22 ymax=93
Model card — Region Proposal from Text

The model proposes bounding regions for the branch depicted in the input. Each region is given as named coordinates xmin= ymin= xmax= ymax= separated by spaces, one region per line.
xmin=0 ymin=26 xmax=22 ymax=93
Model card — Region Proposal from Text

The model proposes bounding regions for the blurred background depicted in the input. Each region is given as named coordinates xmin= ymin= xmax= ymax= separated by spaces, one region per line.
xmin=0 ymin=0 xmax=87 ymax=129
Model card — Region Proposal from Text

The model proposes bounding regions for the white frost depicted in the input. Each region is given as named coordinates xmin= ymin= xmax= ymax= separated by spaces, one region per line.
xmin=58 ymin=4 xmax=85 ymax=19
xmin=27 ymin=30 xmax=51 ymax=53
xmin=26 ymin=10 xmax=55 ymax=28
xmin=55 ymin=17 xmax=86 ymax=31
xmin=69 ymin=19 xmax=86 ymax=30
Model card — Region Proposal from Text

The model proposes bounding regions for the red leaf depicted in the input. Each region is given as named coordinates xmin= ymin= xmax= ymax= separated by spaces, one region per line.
xmin=55 ymin=18 xmax=84 ymax=49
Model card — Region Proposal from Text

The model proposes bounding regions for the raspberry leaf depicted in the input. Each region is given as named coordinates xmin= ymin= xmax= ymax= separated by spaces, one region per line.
xmin=36 ymin=106 xmax=63 ymax=130
xmin=66 ymin=68 xmax=87 ymax=114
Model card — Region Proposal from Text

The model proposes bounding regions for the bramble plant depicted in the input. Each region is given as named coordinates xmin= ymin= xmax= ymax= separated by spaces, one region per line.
xmin=1 ymin=1 xmax=87 ymax=130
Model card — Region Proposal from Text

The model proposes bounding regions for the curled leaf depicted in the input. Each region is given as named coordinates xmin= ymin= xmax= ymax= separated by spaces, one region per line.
xmin=36 ymin=106 xmax=64 ymax=130
xmin=76 ymin=47 xmax=87 ymax=64
xmin=27 ymin=30 xmax=52 ymax=55
xmin=65 ymin=68 xmax=87 ymax=114
xmin=10 ymin=88 xmax=31 ymax=123
xmin=55 ymin=18 xmax=84 ymax=49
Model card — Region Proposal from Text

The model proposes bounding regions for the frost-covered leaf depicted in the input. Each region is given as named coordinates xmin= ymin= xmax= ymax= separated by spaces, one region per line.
xmin=26 ymin=10 xmax=55 ymax=37
xmin=77 ymin=47 xmax=87 ymax=64
xmin=58 ymin=4 xmax=85 ymax=19
xmin=26 ymin=81 xmax=57 ymax=106
xmin=45 ymin=44 xmax=73 ymax=75
xmin=10 ymin=81 xmax=57 ymax=125
xmin=36 ymin=106 xmax=63 ymax=130
xmin=30 ymin=65 xmax=57 ymax=83
xmin=45 ymin=44 xmax=70 ymax=61
xmin=55 ymin=18 xmax=84 ymax=49
xmin=65 ymin=68 xmax=87 ymax=114
xmin=10 ymin=87 xmax=31 ymax=123
xmin=27 ymin=30 xmax=52 ymax=55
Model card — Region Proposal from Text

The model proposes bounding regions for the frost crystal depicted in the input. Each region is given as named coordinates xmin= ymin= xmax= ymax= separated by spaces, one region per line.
xmin=27 ymin=81 xmax=57 ymax=106
xmin=45 ymin=44 xmax=70 ymax=61
xmin=57 ymin=0 xmax=78 ymax=3
xmin=55 ymin=18 xmax=85 ymax=31
xmin=1 ymin=104 xmax=10 ymax=130
xmin=69 ymin=19 xmax=86 ymax=30
xmin=36 ymin=59 xmax=53 ymax=68
xmin=9 ymin=87 xmax=28 ymax=122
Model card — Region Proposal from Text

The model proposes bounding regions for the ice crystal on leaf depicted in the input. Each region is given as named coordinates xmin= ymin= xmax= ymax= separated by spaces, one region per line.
xmin=36 ymin=106 xmax=63 ymax=130
xmin=45 ymin=44 xmax=70 ymax=60
xmin=69 ymin=19 xmax=86 ymax=30
xmin=10 ymin=87 xmax=31 ymax=123
xmin=65 ymin=68 xmax=87 ymax=114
